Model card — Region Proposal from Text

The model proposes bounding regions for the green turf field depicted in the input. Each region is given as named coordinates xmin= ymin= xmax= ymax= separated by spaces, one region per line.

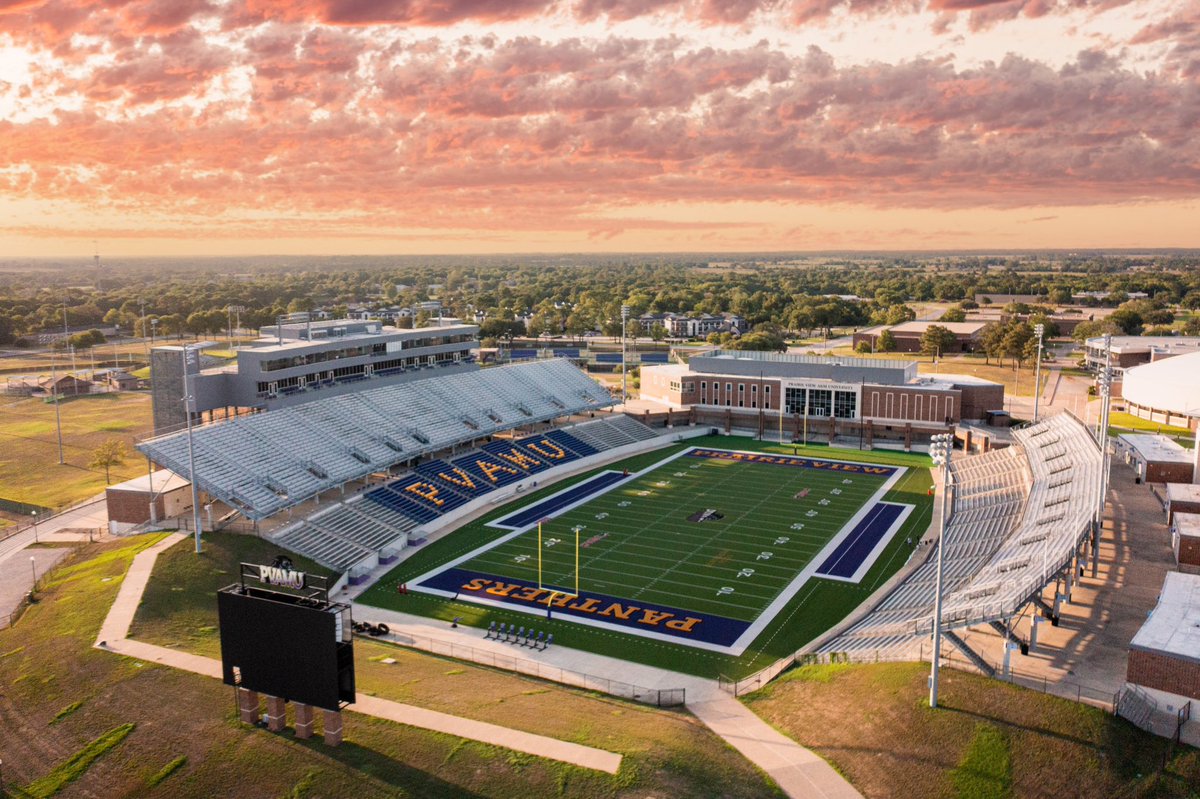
xmin=433 ymin=448 xmax=898 ymax=638
xmin=359 ymin=436 xmax=933 ymax=679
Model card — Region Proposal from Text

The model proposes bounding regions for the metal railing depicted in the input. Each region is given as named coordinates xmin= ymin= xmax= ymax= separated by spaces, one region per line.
xmin=722 ymin=642 xmax=1115 ymax=710
xmin=368 ymin=627 xmax=685 ymax=707
xmin=0 ymin=497 xmax=106 ymax=544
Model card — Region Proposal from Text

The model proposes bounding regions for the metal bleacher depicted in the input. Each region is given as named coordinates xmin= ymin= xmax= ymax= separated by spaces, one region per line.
xmin=275 ymin=415 xmax=661 ymax=571
xmin=137 ymin=359 xmax=614 ymax=521
xmin=821 ymin=413 xmax=1102 ymax=660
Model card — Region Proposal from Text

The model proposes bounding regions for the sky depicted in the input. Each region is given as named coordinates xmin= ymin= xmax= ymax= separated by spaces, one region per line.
xmin=0 ymin=0 xmax=1197 ymax=257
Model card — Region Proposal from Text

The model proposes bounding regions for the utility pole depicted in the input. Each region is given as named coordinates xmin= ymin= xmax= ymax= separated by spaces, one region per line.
xmin=50 ymin=349 xmax=64 ymax=464
xmin=928 ymin=432 xmax=954 ymax=709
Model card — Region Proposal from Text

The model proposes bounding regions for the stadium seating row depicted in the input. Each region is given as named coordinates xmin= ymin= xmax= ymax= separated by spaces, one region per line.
xmin=274 ymin=416 xmax=659 ymax=571
xmin=138 ymin=359 xmax=614 ymax=520
xmin=360 ymin=418 xmax=651 ymax=526
xmin=822 ymin=413 xmax=1102 ymax=660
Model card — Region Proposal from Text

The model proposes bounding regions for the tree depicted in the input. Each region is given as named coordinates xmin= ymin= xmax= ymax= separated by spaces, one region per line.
xmin=479 ymin=318 xmax=524 ymax=341
xmin=89 ymin=439 xmax=128 ymax=485
xmin=939 ymin=306 xmax=966 ymax=323
xmin=876 ymin=329 xmax=897 ymax=352
xmin=979 ymin=322 xmax=1006 ymax=365
xmin=1071 ymin=319 xmax=1122 ymax=343
xmin=649 ymin=323 xmax=667 ymax=342
xmin=919 ymin=325 xmax=956 ymax=359
xmin=1108 ymin=308 xmax=1143 ymax=336
xmin=1001 ymin=323 xmax=1035 ymax=367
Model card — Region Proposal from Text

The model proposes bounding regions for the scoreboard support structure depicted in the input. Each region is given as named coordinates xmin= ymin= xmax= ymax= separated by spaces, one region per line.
xmin=219 ymin=560 xmax=354 ymax=747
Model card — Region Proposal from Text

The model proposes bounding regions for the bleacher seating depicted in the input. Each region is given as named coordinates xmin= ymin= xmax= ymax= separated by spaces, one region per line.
xmin=272 ymin=416 xmax=660 ymax=568
xmin=138 ymin=359 xmax=614 ymax=520
xmin=821 ymin=413 xmax=1101 ymax=661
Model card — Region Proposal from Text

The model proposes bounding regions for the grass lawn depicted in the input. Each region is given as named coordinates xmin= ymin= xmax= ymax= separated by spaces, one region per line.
xmin=359 ymin=435 xmax=933 ymax=680
xmin=1108 ymin=410 xmax=1194 ymax=438
xmin=744 ymin=662 xmax=1200 ymax=799
xmin=0 ymin=392 xmax=154 ymax=513
xmin=6 ymin=533 xmax=785 ymax=799
xmin=129 ymin=531 xmax=338 ymax=658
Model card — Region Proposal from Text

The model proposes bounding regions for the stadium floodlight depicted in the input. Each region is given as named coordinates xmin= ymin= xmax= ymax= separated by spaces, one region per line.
xmin=927 ymin=432 xmax=954 ymax=709
xmin=182 ymin=344 xmax=204 ymax=554
xmin=1033 ymin=324 xmax=1045 ymax=422
xmin=621 ymin=305 xmax=631 ymax=406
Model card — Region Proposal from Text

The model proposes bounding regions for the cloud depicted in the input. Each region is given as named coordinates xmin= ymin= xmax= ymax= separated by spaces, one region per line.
xmin=1 ymin=2 xmax=1197 ymax=244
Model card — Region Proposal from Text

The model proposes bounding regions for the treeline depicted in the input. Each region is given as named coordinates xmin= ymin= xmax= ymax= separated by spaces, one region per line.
xmin=2 ymin=255 xmax=1200 ymax=347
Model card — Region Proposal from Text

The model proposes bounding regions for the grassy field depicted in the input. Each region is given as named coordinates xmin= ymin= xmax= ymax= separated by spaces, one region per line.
xmin=360 ymin=436 xmax=933 ymax=680
xmin=0 ymin=391 xmax=154 ymax=513
xmin=129 ymin=531 xmax=338 ymax=658
xmin=744 ymin=662 xmax=1200 ymax=799
xmin=0 ymin=533 xmax=784 ymax=798
xmin=422 ymin=448 xmax=900 ymax=638
xmin=1108 ymin=410 xmax=1194 ymax=437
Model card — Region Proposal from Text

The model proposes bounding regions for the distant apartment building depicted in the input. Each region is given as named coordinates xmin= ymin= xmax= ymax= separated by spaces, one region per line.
xmin=636 ymin=312 xmax=746 ymax=338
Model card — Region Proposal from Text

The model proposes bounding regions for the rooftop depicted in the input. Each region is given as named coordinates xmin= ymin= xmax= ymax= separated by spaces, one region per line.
xmin=1166 ymin=483 xmax=1200 ymax=503
xmin=1086 ymin=335 xmax=1200 ymax=354
xmin=703 ymin=349 xmax=913 ymax=370
xmin=888 ymin=320 xmax=988 ymax=336
xmin=1130 ymin=571 xmax=1200 ymax=664
xmin=1174 ymin=512 xmax=1200 ymax=537
xmin=1116 ymin=433 xmax=1194 ymax=464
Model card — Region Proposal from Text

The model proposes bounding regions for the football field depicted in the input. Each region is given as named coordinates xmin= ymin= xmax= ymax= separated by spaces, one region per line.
xmin=410 ymin=446 xmax=911 ymax=654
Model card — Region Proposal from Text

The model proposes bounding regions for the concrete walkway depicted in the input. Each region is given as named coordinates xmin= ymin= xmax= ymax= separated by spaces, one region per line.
xmin=689 ymin=697 xmax=863 ymax=799
xmin=93 ymin=533 xmax=622 ymax=774
xmin=350 ymin=605 xmax=866 ymax=797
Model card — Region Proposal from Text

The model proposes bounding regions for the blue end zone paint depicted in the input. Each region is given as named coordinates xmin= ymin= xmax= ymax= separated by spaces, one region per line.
xmin=418 ymin=567 xmax=750 ymax=647
xmin=815 ymin=502 xmax=905 ymax=579
xmin=491 ymin=471 xmax=630 ymax=530
xmin=685 ymin=448 xmax=897 ymax=477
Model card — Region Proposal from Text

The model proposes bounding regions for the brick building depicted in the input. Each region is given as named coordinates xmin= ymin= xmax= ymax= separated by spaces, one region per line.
xmin=639 ymin=350 xmax=1004 ymax=448
xmin=1172 ymin=513 xmax=1200 ymax=573
xmin=1115 ymin=434 xmax=1196 ymax=484
xmin=1126 ymin=572 xmax=1200 ymax=708
xmin=852 ymin=321 xmax=987 ymax=354
xmin=105 ymin=469 xmax=194 ymax=534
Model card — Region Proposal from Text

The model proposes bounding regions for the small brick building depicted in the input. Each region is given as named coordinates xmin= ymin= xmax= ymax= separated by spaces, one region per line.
xmin=105 ymin=469 xmax=193 ymax=534
xmin=1115 ymin=433 xmax=1195 ymax=484
xmin=1166 ymin=484 xmax=1200 ymax=525
xmin=1172 ymin=513 xmax=1200 ymax=573
xmin=1126 ymin=572 xmax=1200 ymax=705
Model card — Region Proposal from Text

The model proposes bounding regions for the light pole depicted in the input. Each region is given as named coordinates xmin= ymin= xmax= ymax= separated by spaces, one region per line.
xmin=50 ymin=349 xmax=64 ymax=465
xmin=620 ymin=305 xmax=630 ymax=406
xmin=1033 ymin=324 xmax=1045 ymax=422
xmin=30 ymin=556 xmax=37 ymax=588
xmin=31 ymin=510 xmax=38 ymax=543
xmin=928 ymin=432 xmax=954 ymax=709
xmin=182 ymin=346 xmax=204 ymax=553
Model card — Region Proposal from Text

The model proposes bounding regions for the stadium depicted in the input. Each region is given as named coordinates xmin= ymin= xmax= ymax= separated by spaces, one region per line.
xmin=133 ymin=327 xmax=1106 ymax=696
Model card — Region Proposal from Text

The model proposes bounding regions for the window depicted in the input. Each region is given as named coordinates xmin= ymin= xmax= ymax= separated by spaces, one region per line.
xmin=833 ymin=390 xmax=857 ymax=419
xmin=785 ymin=387 xmax=806 ymax=414
xmin=726 ymin=383 xmax=732 ymax=406
xmin=808 ymin=389 xmax=832 ymax=417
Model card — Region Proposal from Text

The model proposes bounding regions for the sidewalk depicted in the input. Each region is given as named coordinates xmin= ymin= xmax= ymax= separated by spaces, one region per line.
xmin=689 ymin=696 xmax=864 ymax=799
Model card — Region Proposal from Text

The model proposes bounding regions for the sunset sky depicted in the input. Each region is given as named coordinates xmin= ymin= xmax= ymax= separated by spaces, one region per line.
xmin=1 ymin=0 xmax=1197 ymax=257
